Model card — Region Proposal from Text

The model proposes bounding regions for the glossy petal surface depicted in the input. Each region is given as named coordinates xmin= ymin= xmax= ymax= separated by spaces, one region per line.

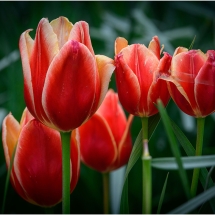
xmin=43 ymin=40 xmax=97 ymax=131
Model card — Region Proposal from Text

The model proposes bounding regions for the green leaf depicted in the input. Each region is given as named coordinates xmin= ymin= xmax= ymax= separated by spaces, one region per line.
xmin=152 ymin=155 xmax=215 ymax=170
xmin=156 ymin=99 xmax=191 ymax=199
xmin=170 ymin=119 xmax=215 ymax=212
xmin=157 ymin=172 xmax=169 ymax=214
xmin=120 ymin=113 xmax=160 ymax=213
xmin=168 ymin=185 xmax=215 ymax=214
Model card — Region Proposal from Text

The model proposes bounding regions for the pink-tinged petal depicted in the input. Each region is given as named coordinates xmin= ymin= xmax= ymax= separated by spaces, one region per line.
xmin=171 ymin=50 xmax=206 ymax=115
xmin=97 ymin=89 xmax=127 ymax=145
xmin=115 ymin=37 xmax=128 ymax=55
xmin=29 ymin=18 xmax=59 ymax=123
xmin=94 ymin=55 xmax=115 ymax=109
xmin=195 ymin=50 xmax=215 ymax=117
xmin=173 ymin=46 xmax=188 ymax=57
xmin=115 ymin=52 xmax=141 ymax=116
xmin=42 ymin=40 xmax=97 ymax=131
xmin=19 ymin=30 xmax=36 ymax=118
xmin=14 ymin=119 xmax=63 ymax=207
xmin=70 ymin=129 xmax=80 ymax=192
xmin=148 ymin=36 xmax=160 ymax=60
xmin=50 ymin=16 xmax=73 ymax=49
xmin=79 ymin=115 xmax=117 ymax=172
xmin=2 ymin=114 xmax=20 ymax=168
xmin=68 ymin=21 xmax=94 ymax=56
xmin=113 ymin=114 xmax=133 ymax=169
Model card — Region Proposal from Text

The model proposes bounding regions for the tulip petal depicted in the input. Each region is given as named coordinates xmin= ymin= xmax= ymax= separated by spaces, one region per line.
xmin=115 ymin=114 xmax=133 ymax=169
xmin=173 ymin=46 xmax=188 ymax=57
xmin=115 ymin=51 xmax=141 ymax=116
xmin=195 ymin=50 xmax=215 ymax=117
xmin=20 ymin=108 xmax=34 ymax=129
xmin=19 ymin=30 xmax=36 ymax=118
xmin=68 ymin=21 xmax=94 ymax=56
xmin=171 ymin=49 xmax=206 ymax=116
xmin=148 ymin=36 xmax=160 ymax=60
xmin=94 ymin=55 xmax=115 ymax=110
xmin=50 ymin=16 xmax=73 ymax=49
xmin=20 ymin=18 xmax=59 ymax=124
xmin=146 ymin=52 xmax=171 ymax=116
xmin=2 ymin=114 xmax=20 ymax=168
xmin=42 ymin=40 xmax=97 ymax=131
xmin=115 ymin=37 xmax=128 ymax=55
xmin=79 ymin=114 xmax=117 ymax=172
xmin=14 ymin=119 xmax=63 ymax=207
xmin=97 ymin=89 xmax=127 ymax=145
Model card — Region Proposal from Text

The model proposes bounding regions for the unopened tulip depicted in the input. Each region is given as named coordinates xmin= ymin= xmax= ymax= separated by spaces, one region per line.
xmin=19 ymin=17 xmax=115 ymax=132
xmin=78 ymin=89 xmax=133 ymax=172
xmin=2 ymin=108 xmax=80 ymax=207
xmin=114 ymin=36 xmax=172 ymax=117
xmin=160 ymin=48 xmax=215 ymax=117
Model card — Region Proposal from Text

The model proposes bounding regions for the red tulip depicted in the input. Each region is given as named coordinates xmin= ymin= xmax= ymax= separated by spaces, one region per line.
xmin=2 ymin=108 xmax=80 ymax=207
xmin=114 ymin=36 xmax=172 ymax=117
xmin=160 ymin=47 xmax=215 ymax=117
xmin=19 ymin=17 xmax=115 ymax=132
xmin=77 ymin=89 xmax=133 ymax=172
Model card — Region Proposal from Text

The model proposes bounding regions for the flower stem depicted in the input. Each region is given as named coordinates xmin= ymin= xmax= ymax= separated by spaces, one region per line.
xmin=103 ymin=172 xmax=109 ymax=214
xmin=141 ymin=117 xmax=151 ymax=214
xmin=60 ymin=131 xmax=71 ymax=214
xmin=190 ymin=117 xmax=205 ymax=197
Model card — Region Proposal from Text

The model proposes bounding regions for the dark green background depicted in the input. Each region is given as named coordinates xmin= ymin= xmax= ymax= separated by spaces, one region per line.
xmin=0 ymin=1 xmax=215 ymax=213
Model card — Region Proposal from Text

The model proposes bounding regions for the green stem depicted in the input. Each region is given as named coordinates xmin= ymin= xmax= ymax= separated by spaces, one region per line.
xmin=141 ymin=117 xmax=151 ymax=214
xmin=60 ymin=131 xmax=71 ymax=214
xmin=191 ymin=117 xmax=205 ymax=197
xmin=103 ymin=172 xmax=109 ymax=214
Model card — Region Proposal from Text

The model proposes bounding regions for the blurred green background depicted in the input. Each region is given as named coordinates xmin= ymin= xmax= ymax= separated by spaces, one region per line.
xmin=1 ymin=1 xmax=215 ymax=213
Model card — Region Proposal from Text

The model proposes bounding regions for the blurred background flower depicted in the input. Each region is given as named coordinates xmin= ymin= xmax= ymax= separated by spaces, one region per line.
xmin=1 ymin=1 xmax=215 ymax=213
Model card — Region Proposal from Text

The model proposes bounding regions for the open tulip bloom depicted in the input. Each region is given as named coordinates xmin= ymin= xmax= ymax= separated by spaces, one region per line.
xmin=2 ymin=108 xmax=80 ymax=207
xmin=19 ymin=16 xmax=115 ymax=132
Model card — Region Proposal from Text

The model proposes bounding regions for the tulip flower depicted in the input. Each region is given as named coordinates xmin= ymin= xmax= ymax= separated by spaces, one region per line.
xmin=114 ymin=36 xmax=172 ymax=117
xmin=2 ymin=108 xmax=80 ymax=207
xmin=77 ymin=89 xmax=133 ymax=173
xmin=159 ymin=47 xmax=215 ymax=118
xmin=19 ymin=16 xmax=115 ymax=132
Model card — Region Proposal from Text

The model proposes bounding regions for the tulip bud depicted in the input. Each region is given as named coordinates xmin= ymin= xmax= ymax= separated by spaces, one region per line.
xmin=77 ymin=89 xmax=133 ymax=172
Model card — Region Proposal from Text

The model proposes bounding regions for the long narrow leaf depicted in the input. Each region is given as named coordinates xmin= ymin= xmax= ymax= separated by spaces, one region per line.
xmin=152 ymin=155 xmax=215 ymax=170
xmin=156 ymin=99 xmax=190 ymax=199
xmin=120 ymin=113 xmax=160 ymax=213
xmin=170 ymin=119 xmax=215 ymax=212
xmin=168 ymin=186 xmax=215 ymax=214
xmin=157 ymin=172 xmax=169 ymax=214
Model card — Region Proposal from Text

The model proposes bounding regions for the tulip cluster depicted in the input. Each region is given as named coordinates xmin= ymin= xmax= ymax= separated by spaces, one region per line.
xmin=2 ymin=14 xmax=215 ymax=212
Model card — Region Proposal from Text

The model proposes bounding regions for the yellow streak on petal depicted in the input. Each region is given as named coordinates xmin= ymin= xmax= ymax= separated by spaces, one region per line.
xmin=115 ymin=37 xmax=128 ymax=55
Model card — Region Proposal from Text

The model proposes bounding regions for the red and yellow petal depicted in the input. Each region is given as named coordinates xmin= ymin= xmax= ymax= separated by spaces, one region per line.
xmin=79 ymin=115 xmax=117 ymax=172
xmin=42 ymin=40 xmax=97 ymax=131
xmin=14 ymin=119 xmax=62 ymax=207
